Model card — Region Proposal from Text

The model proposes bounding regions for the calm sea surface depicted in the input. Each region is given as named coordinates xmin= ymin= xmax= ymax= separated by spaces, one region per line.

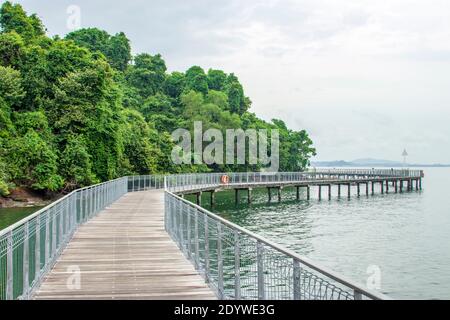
xmin=0 ymin=206 xmax=42 ymax=230
xmin=193 ymin=167 xmax=450 ymax=299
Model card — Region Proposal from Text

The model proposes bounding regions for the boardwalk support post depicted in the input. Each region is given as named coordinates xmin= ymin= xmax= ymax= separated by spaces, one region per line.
xmin=210 ymin=191 xmax=215 ymax=207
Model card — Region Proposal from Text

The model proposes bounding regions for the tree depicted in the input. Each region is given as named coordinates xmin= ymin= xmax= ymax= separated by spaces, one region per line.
xmin=126 ymin=53 xmax=167 ymax=100
xmin=225 ymin=74 xmax=251 ymax=115
xmin=141 ymin=93 xmax=172 ymax=117
xmin=185 ymin=66 xmax=208 ymax=95
xmin=0 ymin=156 xmax=10 ymax=195
xmin=205 ymin=90 xmax=229 ymax=111
xmin=9 ymin=130 xmax=63 ymax=192
xmin=66 ymin=28 xmax=131 ymax=71
xmin=0 ymin=31 xmax=24 ymax=67
xmin=119 ymin=109 xmax=160 ymax=175
xmin=49 ymin=65 xmax=124 ymax=181
xmin=207 ymin=69 xmax=227 ymax=91
xmin=60 ymin=136 xmax=98 ymax=188
xmin=163 ymin=71 xmax=185 ymax=98
xmin=0 ymin=65 xmax=25 ymax=108
xmin=0 ymin=1 xmax=45 ymax=41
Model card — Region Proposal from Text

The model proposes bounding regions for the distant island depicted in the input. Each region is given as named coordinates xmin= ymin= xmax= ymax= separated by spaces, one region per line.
xmin=311 ymin=158 xmax=450 ymax=168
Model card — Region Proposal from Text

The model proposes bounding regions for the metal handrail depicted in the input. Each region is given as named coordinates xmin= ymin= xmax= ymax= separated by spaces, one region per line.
xmin=0 ymin=177 xmax=128 ymax=300
xmin=0 ymin=177 xmax=127 ymax=238
xmin=165 ymin=191 xmax=390 ymax=300
xmin=164 ymin=170 xmax=423 ymax=193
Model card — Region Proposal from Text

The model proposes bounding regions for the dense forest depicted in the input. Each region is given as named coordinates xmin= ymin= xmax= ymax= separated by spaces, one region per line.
xmin=0 ymin=2 xmax=315 ymax=197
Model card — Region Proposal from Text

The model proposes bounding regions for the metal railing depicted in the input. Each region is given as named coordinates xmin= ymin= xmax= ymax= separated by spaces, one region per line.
xmin=127 ymin=175 xmax=165 ymax=192
xmin=0 ymin=177 xmax=128 ymax=300
xmin=165 ymin=170 xmax=423 ymax=193
xmin=308 ymin=168 xmax=422 ymax=178
xmin=164 ymin=191 xmax=390 ymax=300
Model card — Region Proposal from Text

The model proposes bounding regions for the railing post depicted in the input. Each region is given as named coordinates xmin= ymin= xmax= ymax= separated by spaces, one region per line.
xmin=187 ymin=206 xmax=192 ymax=259
xmin=35 ymin=216 xmax=41 ymax=281
xmin=234 ymin=230 xmax=241 ymax=299
xmin=51 ymin=207 xmax=56 ymax=257
xmin=354 ymin=289 xmax=363 ymax=300
xmin=45 ymin=212 xmax=50 ymax=265
xmin=204 ymin=214 xmax=210 ymax=282
xmin=217 ymin=222 xmax=224 ymax=299
xmin=179 ymin=201 xmax=184 ymax=251
xmin=58 ymin=204 xmax=63 ymax=249
xmin=6 ymin=231 xmax=13 ymax=300
xmin=23 ymin=221 xmax=30 ymax=297
xmin=293 ymin=259 xmax=301 ymax=300
xmin=194 ymin=209 xmax=199 ymax=270
xmin=257 ymin=241 xmax=265 ymax=300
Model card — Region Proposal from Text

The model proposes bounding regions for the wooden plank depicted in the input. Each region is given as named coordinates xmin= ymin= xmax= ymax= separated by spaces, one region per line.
xmin=32 ymin=190 xmax=216 ymax=300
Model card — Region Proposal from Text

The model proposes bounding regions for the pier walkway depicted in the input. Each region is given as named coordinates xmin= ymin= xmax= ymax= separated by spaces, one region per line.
xmin=32 ymin=190 xmax=215 ymax=300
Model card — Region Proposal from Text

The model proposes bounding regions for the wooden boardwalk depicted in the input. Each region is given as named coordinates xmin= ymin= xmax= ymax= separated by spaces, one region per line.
xmin=32 ymin=190 xmax=216 ymax=300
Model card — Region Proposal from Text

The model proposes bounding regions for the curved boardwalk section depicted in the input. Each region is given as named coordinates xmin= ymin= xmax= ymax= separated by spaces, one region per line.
xmin=32 ymin=190 xmax=215 ymax=300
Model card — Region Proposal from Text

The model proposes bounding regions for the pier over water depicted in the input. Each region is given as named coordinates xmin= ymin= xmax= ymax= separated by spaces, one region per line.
xmin=0 ymin=169 xmax=422 ymax=300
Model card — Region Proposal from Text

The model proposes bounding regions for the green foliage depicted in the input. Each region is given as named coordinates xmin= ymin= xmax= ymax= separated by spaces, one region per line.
xmin=13 ymin=111 xmax=50 ymax=137
xmin=0 ymin=1 xmax=45 ymax=41
xmin=0 ymin=155 xmax=11 ymax=195
xmin=0 ymin=65 xmax=24 ymax=107
xmin=60 ymin=136 xmax=98 ymax=188
xmin=163 ymin=71 xmax=185 ymax=98
xmin=0 ymin=3 xmax=316 ymax=197
xmin=0 ymin=97 xmax=13 ymax=139
xmin=66 ymin=28 xmax=131 ymax=71
xmin=120 ymin=109 xmax=160 ymax=175
xmin=126 ymin=53 xmax=167 ymax=100
xmin=9 ymin=130 xmax=63 ymax=191
xmin=0 ymin=31 xmax=24 ymax=67
xmin=207 ymin=69 xmax=227 ymax=91
xmin=185 ymin=66 xmax=208 ymax=95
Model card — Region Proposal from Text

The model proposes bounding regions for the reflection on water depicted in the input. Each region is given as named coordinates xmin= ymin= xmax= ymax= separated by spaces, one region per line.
xmin=189 ymin=168 xmax=450 ymax=299
xmin=0 ymin=206 xmax=42 ymax=230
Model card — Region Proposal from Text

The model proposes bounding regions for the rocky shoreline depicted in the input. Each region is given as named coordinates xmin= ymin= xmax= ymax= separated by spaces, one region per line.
xmin=0 ymin=188 xmax=54 ymax=209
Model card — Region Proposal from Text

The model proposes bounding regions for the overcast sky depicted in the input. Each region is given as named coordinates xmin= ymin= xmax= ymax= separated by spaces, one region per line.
xmin=11 ymin=0 xmax=450 ymax=163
